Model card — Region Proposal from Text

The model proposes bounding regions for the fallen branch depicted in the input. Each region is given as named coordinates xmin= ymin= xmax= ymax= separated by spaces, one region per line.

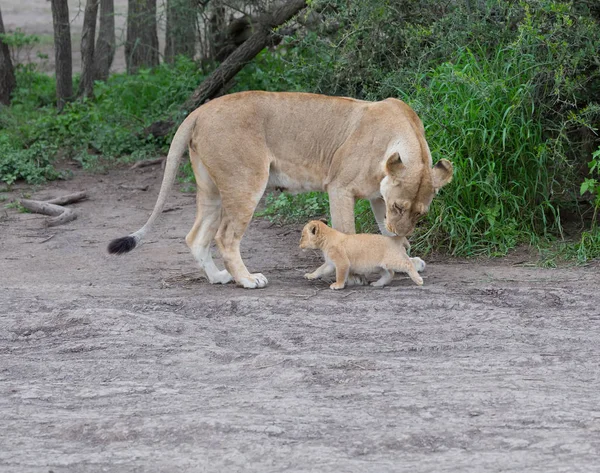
xmin=119 ymin=184 xmax=149 ymax=191
xmin=129 ymin=157 xmax=166 ymax=170
xmin=19 ymin=191 xmax=87 ymax=227
xmin=45 ymin=191 xmax=87 ymax=205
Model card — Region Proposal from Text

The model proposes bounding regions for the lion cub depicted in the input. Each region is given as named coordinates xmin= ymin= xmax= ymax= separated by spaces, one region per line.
xmin=299 ymin=220 xmax=425 ymax=290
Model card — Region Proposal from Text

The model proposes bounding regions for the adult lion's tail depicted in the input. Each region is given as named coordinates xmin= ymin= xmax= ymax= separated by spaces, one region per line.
xmin=107 ymin=112 xmax=198 ymax=255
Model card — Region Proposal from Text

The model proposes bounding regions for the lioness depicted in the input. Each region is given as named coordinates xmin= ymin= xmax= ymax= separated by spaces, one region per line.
xmin=300 ymin=220 xmax=425 ymax=289
xmin=108 ymin=91 xmax=453 ymax=288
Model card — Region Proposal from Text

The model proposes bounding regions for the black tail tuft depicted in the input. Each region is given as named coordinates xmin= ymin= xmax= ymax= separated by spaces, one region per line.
xmin=107 ymin=236 xmax=137 ymax=254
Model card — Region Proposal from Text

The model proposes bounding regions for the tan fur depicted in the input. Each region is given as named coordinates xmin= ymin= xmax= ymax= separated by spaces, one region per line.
xmin=300 ymin=220 xmax=424 ymax=290
xmin=109 ymin=91 xmax=452 ymax=289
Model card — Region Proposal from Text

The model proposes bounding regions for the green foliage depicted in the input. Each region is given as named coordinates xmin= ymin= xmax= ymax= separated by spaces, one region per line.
xmin=0 ymin=56 xmax=204 ymax=184
xmin=541 ymin=227 xmax=600 ymax=266
xmin=258 ymin=191 xmax=378 ymax=234
xmin=258 ymin=0 xmax=600 ymax=259
xmin=0 ymin=28 xmax=40 ymax=64
xmin=580 ymin=146 xmax=600 ymax=225
xmin=258 ymin=192 xmax=330 ymax=223
xmin=3 ymin=0 xmax=600 ymax=262
xmin=0 ymin=135 xmax=58 ymax=184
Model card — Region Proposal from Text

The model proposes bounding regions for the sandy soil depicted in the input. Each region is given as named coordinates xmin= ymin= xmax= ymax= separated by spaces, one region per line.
xmin=1 ymin=165 xmax=600 ymax=472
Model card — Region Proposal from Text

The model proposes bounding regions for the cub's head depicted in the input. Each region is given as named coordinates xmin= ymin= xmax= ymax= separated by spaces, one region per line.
xmin=299 ymin=219 xmax=328 ymax=250
xmin=380 ymin=152 xmax=453 ymax=237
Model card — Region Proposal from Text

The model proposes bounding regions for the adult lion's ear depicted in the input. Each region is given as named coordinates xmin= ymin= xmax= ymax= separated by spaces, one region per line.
xmin=384 ymin=152 xmax=405 ymax=180
xmin=431 ymin=159 xmax=453 ymax=189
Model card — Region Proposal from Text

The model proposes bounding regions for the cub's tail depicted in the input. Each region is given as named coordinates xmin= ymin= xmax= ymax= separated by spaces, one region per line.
xmin=107 ymin=112 xmax=198 ymax=255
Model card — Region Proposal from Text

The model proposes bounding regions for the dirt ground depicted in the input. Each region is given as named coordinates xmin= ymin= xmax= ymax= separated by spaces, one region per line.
xmin=1 ymin=164 xmax=599 ymax=472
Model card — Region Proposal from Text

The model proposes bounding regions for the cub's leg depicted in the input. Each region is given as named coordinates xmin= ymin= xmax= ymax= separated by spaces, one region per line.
xmin=370 ymin=197 xmax=411 ymax=250
xmin=371 ymin=268 xmax=394 ymax=287
xmin=388 ymin=255 xmax=423 ymax=286
xmin=328 ymin=189 xmax=367 ymax=286
xmin=186 ymin=156 xmax=232 ymax=284
xmin=329 ymin=252 xmax=350 ymax=290
xmin=305 ymin=261 xmax=335 ymax=280
xmin=406 ymin=263 xmax=424 ymax=286
xmin=214 ymin=169 xmax=269 ymax=289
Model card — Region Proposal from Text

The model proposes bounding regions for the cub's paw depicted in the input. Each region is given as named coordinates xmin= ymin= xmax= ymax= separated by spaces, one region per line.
xmin=304 ymin=272 xmax=319 ymax=280
xmin=330 ymin=282 xmax=346 ymax=290
xmin=239 ymin=273 xmax=268 ymax=289
xmin=410 ymin=257 xmax=426 ymax=273
xmin=209 ymin=270 xmax=234 ymax=285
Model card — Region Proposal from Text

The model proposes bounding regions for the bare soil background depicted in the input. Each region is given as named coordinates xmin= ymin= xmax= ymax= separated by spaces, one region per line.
xmin=1 ymin=165 xmax=600 ymax=472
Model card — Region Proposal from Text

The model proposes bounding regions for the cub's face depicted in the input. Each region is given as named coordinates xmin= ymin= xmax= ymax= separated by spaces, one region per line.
xmin=380 ymin=153 xmax=453 ymax=237
xmin=299 ymin=221 xmax=320 ymax=250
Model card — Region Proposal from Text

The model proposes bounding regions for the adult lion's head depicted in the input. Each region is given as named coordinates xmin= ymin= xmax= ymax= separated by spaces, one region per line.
xmin=380 ymin=152 xmax=453 ymax=237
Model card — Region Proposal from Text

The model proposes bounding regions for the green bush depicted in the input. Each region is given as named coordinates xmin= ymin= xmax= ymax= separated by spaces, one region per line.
xmin=0 ymin=56 xmax=204 ymax=184
xmin=3 ymin=0 xmax=600 ymax=262
xmin=255 ymin=0 xmax=600 ymax=258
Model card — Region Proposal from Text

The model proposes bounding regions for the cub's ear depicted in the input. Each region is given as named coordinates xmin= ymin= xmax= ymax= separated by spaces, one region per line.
xmin=384 ymin=152 xmax=405 ymax=180
xmin=432 ymin=159 xmax=453 ymax=189
xmin=309 ymin=222 xmax=318 ymax=235
xmin=318 ymin=217 xmax=329 ymax=225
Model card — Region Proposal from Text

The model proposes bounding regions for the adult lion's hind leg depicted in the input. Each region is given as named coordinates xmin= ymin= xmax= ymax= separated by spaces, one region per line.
xmin=215 ymin=172 xmax=269 ymax=289
xmin=186 ymin=158 xmax=233 ymax=284
xmin=185 ymin=196 xmax=232 ymax=285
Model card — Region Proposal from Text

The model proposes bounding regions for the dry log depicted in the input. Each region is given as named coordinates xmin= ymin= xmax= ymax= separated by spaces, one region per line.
xmin=130 ymin=157 xmax=166 ymax=169
xmin=45 ymin=191 xmax=88 ymax=205
xmin=19 ymin=191 xmax=87 ymax=227
xmin=20 ymin=200 xmax=76 ymax=227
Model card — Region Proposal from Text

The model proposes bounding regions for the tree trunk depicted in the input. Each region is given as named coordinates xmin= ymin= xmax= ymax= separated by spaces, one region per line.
xmin=165 ymin=0 xmax=197 ymax=63
xmin=126 ymin=0 xmax=159 ymax=74
xmin=78 ymin=0 xmax=99 ymax=98
xmin=94 ymin=0 xmax=115 ymax=81
xmin=50 ymin=0 xmax=73 ymax=109
xmin=182 ymin=0 xmax=307 ymax=113
xmin=0 ymin=6 xmax=17 ymax=106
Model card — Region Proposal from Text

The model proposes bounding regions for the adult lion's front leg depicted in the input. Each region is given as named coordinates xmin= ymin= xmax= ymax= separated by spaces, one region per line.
xmin=324 ymin=188 xmax=368 ymax=286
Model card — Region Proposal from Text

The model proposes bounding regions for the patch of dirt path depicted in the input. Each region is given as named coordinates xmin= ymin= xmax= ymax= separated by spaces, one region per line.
xmin=1 ymin=166 xmax=600 ymax=472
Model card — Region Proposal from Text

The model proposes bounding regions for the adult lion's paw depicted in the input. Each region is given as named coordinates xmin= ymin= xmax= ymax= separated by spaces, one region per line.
xmin=239 ymin=273 xmax=268 ymax=289
xmin=209 ymin=270 xmax=234 ymax=284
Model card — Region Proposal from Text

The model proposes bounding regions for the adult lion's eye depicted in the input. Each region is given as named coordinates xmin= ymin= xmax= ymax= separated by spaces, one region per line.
xmin=393 ymin=203 xmax=404 ymax=214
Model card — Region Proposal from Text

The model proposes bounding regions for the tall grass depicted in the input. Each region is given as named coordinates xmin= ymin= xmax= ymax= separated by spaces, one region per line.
xmin=255 ymin=0 xmax=600 ymax=259
xmin=400 ymin=45 xmax=564 ymax=256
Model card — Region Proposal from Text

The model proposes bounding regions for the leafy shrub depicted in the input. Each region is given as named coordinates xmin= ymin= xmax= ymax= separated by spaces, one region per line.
xmin=256 ymin=0 xmax=600 ymax=258
xmin=0 ymin=56 xmax=205 ymax=184
xmin=0 ymin=135 xmax=58 ymax=184
xmin=580 ymin=146 xmax=600 ymax=226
